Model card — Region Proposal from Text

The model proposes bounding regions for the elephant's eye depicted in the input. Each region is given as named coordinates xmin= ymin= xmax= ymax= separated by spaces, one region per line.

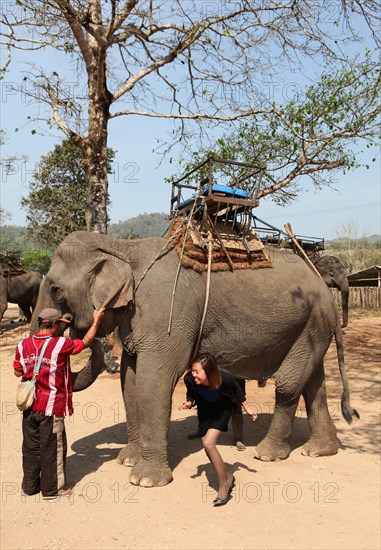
xmin=51 ymin=286 xmax=65 ymax=303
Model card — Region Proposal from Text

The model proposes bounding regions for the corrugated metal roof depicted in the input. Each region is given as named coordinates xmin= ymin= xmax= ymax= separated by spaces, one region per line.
xmin=347 ymin=265 xmax=381 ymax=286
xmin=348 ymin=265 xmax=381 ymax=279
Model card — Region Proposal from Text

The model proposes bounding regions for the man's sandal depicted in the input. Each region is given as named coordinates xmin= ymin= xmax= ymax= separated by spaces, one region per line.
xmin=235 ymin=441 xmax=246 ymax=451
xmin=43 ymin=488 xmax=73 ymax=500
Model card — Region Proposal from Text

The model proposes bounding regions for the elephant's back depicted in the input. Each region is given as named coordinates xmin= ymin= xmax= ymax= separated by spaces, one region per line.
xmin=204 ymin=244 xmax=337 ymax=333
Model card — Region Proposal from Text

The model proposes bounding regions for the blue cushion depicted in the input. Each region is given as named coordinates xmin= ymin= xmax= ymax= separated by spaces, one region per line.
xmin=202 ymin=184 xmax=249 ymax=198
xmin=175 ymin=184 xmax=249 ymax=210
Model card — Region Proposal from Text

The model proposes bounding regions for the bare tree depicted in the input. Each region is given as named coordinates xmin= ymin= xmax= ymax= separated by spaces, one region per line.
xmin=330 ymin=221 xmax=381 ymax=272
xmin=1 ymin=0 xmax=380 ymax=232
xmin=0 ymin=208 xmax=12 ymax=225
xmin=0 ymin=130 xmax=27 ymax=224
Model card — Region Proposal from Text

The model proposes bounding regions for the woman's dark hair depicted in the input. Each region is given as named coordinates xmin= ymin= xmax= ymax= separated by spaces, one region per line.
xmin=190 ymin=352 xmax=221 ymax=390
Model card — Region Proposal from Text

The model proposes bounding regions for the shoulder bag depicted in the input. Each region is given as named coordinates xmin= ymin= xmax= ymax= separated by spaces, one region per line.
xmin=16 ymin=337 xmax=51 ymax=411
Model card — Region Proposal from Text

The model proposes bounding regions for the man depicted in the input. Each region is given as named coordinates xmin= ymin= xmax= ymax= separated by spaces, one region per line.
xmin=13 ymin=306 xmax=105 ymax=500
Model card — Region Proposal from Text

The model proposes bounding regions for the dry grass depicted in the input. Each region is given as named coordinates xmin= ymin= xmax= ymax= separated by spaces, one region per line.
xmin=349 ymin=306 xmax=381 ymax=319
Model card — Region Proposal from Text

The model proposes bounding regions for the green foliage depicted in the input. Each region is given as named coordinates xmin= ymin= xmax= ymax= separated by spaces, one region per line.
xmin=171 ymin=58 xmax=380 ymax=205
xmin=21 ymin=140 xmax=87 ymax=246
xmin=21 ymin=249 xmax=52 ymax=275
xmin=21 ymin=140 xmax=114 ymax=247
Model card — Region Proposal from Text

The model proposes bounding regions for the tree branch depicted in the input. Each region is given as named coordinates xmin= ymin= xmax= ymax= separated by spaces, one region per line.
xmin=110 ymin=107 xmax=274 ymax=120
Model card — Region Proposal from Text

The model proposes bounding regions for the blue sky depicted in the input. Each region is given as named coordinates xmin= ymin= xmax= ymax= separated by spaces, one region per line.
xmin=1 ymin=12 xmax=380 ymax=241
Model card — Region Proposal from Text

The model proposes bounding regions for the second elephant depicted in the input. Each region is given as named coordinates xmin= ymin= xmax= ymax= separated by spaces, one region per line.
xmin=312 ymin=255 xmax=349 ymax=328
xmin=0 ymin=270 xmax=42 ymax=322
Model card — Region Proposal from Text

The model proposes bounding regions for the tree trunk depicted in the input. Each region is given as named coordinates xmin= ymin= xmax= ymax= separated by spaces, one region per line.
xmin=83 ymin=95 xmax=110 ymax=234
xmin=82 ymin=15 xmax=111 ymax=234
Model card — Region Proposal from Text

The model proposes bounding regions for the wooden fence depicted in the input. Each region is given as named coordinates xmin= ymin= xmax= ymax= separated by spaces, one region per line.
xmin=330 ymin=287 xmax=381 ymax=309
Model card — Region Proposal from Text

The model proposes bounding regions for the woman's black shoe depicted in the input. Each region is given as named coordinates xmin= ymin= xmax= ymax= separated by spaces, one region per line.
xmin=213 ymin=476 xmax=235 ymax=506
xmin=213 ymin=496 xmax=229 ymax=506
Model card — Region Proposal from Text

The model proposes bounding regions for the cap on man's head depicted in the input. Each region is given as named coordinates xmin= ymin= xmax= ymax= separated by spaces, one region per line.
xmin=38 ymin=308 xmax=71 ymax=323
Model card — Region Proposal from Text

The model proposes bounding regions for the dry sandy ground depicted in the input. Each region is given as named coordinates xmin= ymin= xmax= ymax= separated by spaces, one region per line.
xmin=1 ymin=304 xmax=380 ymax=550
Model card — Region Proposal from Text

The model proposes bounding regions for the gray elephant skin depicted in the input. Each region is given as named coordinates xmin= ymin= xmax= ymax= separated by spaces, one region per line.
xmin=0 ymin=270 xmax=42 ymax=322
xmin=31 ymin=231 xmax=359 ymax=487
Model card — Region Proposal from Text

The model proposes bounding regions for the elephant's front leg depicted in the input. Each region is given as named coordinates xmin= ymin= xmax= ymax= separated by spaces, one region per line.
xmin=0 ymin=298 xmax=8 ymax=322
xmin=129 ymin=355 xmax=177 ymax=487
xmin=117 ymin=351 xmax=141 ymax=468
xmin=18 ymin=303 xmax=32 ymax=323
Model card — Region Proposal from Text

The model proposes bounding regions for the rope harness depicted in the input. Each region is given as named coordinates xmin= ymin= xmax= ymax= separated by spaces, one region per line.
xmin=168 ymin=191 xmax=202 ymax=333
xmin=133 ymin=189 xmax=213 ymax=350
xmin=194 ymin=231 xmax=213 ymax=354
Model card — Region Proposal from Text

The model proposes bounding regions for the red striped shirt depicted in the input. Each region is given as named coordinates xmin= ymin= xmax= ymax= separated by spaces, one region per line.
xmin=14 ymin=334 xmax=84 ymax=417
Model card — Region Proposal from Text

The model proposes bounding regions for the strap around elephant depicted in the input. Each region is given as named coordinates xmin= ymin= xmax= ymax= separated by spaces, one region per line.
xmin=31 ymin=337 xmax=52 ymax=385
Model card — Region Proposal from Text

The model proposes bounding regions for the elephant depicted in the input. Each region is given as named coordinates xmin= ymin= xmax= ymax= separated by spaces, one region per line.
xmin=31 ymin=231 xmax=359 ymax=487
xmin=307 ymin=253 xmax=349 ymax=328
xmin=0 ymin=270 xmax=42 ymax=323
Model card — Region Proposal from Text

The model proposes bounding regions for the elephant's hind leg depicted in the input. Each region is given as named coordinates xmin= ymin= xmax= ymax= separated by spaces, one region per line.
xmin=301 ymin=366 xmax=338 ymax=457
xmin=254 ymin=329 xmax=333 ymax=462
xmin=254 ymin=395 xmax=299 ymax=461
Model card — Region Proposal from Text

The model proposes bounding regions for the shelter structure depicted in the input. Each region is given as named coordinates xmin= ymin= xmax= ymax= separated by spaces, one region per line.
xmin=347 ymin=265 xmax=381 ymax=287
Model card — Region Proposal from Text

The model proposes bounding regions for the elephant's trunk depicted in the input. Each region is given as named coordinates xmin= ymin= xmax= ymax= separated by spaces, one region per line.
xmin=30 ymin=308 xmax=40 ymax=334
xmin=72 ymin=339 xmax=106 ymax=391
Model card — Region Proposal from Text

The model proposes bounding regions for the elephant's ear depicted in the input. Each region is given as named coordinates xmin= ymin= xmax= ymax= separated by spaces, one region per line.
xmin=90 ymin=258 xmax=134 ymax=309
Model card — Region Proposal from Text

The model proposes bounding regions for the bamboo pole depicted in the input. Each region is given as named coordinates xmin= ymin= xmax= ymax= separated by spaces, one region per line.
xmin=284 ymin=223 xmax=323 ymax=280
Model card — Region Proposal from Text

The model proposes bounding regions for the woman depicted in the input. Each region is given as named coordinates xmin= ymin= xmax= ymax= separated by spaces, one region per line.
xmin=178 ymin=352 xmax=257 ymax=506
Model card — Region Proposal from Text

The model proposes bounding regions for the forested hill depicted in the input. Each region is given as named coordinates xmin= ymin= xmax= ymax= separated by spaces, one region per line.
xmin=0 ymin=212 xmax=169 ymax=252
xmin=1 ymin=213 xmax=380 ymax=252
xmin=109 ymin=212 xmax=168 ymax=239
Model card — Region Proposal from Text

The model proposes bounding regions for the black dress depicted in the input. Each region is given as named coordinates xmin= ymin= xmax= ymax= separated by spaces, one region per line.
xmin=184 ymin=371 xmax=246 ymax=436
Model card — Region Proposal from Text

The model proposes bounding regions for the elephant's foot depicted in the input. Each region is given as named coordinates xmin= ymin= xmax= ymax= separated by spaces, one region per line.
xmin=116 ymin=443 xmax=141 ymax=467
xmin=129 ymin=458 xmax=173 ymax=487
xmin=301 ymin=435 xmax=339 ymax=458
xmin=253 ymin=438 xmax=291 ymax=462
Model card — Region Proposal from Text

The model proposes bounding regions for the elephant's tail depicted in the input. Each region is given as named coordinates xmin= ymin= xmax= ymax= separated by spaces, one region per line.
xmin=335 ymin=321 xmax=360 ymax=424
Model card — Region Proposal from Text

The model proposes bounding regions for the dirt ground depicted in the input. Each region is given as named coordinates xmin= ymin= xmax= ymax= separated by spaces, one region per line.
xmin=1 ymin=304 xmax=380 ymax=550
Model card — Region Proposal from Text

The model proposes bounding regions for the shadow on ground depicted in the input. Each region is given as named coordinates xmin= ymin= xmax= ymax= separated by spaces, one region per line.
xmin=67 ymin=412 xmax=350 ymax=486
